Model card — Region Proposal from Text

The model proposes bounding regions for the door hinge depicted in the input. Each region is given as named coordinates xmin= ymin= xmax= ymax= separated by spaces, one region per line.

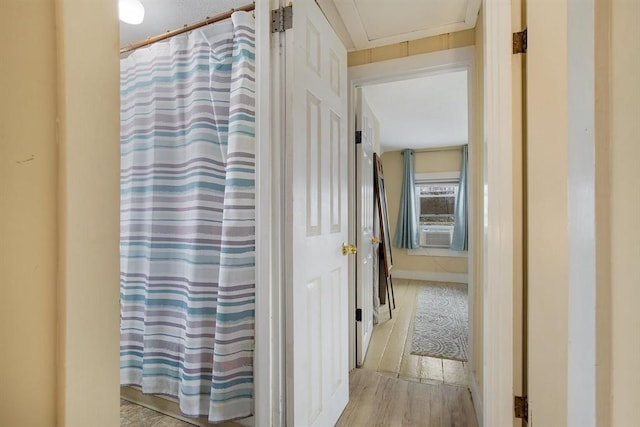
xmin=271 ymin=5 xmax=293 ymax=33
xmin=515 ymin=395 xmax=529 ymax=421
xmin=513 ymin=29 xmax=528 ymax=54
xmin=355 ymin=130 xmax=362 ymax=144
xmin=355 ymin=308 xmax=362 ymax=322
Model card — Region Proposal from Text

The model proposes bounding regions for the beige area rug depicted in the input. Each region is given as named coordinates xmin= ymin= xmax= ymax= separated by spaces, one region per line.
xmin=410 ymin=283 xmax=468 ymax=361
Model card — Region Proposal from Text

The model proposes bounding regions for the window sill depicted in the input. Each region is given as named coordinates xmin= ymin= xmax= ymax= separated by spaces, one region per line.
xmin=407 ymin=247 xmax=468 ymax=258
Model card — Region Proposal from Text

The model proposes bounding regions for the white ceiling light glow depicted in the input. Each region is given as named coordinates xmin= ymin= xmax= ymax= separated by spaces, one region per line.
xmin=119 ymin=0 xmax=145 ymax=25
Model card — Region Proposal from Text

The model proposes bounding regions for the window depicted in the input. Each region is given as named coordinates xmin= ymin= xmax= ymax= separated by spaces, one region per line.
xmin=415 ymin=173 xmax=460 ymax=249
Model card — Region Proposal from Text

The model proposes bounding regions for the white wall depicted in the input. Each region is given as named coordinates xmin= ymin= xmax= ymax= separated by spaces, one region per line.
xmin=0 ymin=1 xmax=58 ymax=425
xmin=594 ymin=0 xmax=612 ymax=423
xmin=526 ymin=1 xmax=640 ymax=425
xmin=0 ymin=1 xmax=121 ymax=426
xmin=55 ymin=0 xmax=121 ymax=425
xmin=527 ymin=0 xmax=569 ymax=424
xmin=610 ymin=0 xmax=640 ymax=424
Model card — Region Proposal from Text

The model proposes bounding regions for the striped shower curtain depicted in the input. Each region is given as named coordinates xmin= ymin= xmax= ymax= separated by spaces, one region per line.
xmin=119 ymin=12 xmax=255 ymax=423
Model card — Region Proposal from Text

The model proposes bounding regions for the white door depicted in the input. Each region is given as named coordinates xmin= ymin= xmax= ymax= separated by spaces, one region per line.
xmin=285 ymin=0 xmax=350 ymax=426
xmin=356 ymin=89 xmax=376 ymax=366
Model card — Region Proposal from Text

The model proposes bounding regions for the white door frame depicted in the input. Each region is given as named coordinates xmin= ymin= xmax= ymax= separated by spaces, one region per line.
xmin=481 ymin=1 xmax=514 ymax=426
xmin=255 ymin=0 xmax=284 ymax=425
xmin=355 ymin=88 xmax=377 ymax=366
xmin=340 ymin=1 xmax=516 ymax=425
xmin=346 ymin=46 xmax=477 ymax=375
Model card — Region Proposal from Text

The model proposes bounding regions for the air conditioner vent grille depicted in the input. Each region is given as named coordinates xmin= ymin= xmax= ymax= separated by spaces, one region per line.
xmin=420 ymin=225 xmax=454 ymax=248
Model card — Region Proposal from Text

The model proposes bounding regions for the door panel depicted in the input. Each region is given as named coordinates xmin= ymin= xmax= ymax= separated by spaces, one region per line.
xmin=285 ymin=1 xmax=349 ymax=425
xmin=356 ymin=89 xmax=376 ymax=366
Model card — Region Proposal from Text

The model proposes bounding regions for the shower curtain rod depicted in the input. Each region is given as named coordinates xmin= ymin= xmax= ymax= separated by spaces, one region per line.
xmin=120 ymin=2 xmax=255 ymax=54
xmin=413 ymin=144 xmax=465 ymax=153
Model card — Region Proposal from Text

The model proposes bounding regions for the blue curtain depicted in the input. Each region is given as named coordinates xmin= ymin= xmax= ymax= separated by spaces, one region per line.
xmin=393 ymin=149 xmax=419 ymax=249
xmin=451 ymin=145 xmax=468 ymax=251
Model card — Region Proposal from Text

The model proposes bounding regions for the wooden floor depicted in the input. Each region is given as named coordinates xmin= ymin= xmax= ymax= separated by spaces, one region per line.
xmin=336 ymin=369 xmax=478 ymax=427
xmin=363 ymin=279 xmax=468 ymax=386
xmin=337 ymin=279 xmax=477 ymax=427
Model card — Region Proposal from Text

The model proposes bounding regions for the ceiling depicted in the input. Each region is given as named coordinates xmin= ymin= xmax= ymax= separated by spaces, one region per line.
xmin=119 ymin=0 xmax=249 ymax=47
xmin=361 ymin=70 xmax=468 ymax=152
xmin=121 ymin=1 xmax=482 ymax=50
xmin=327 ymin=0 xmax=481 ymax=50
xmin=121 ymin=1 xmax=470 ymax=152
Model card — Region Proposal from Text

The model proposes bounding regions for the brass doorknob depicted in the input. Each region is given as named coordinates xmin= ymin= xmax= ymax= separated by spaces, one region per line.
xmin=341 ymin=243 xmax=357 ymax=255
xmin=370 ymin=237 xmax=380 ymax=244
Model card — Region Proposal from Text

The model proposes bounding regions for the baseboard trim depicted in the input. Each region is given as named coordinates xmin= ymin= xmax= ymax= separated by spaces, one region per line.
xmin=391 ymin=270 xmax=468 ymax=284
xmin=469 ymin=371 xmax=484 ymax=427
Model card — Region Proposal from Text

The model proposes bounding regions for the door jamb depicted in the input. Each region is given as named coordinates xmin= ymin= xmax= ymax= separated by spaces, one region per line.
xmin=255 ymin=0 xmax=284 ymax=425
xmin=482 ymin=1 xmax=515 ymax=426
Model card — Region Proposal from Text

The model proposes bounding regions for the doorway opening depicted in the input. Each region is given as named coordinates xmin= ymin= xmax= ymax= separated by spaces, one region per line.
xmin=347 ymin=46 xmax=478 ymax=412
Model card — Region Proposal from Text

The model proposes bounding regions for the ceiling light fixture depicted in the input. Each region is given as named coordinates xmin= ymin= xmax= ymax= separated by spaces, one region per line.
xmin=119 ymin=0 xmax=145 ymax=25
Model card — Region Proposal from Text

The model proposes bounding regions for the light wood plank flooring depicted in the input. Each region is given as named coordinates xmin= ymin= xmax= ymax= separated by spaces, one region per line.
xmin=337 ymin=279 xmax=477 ymax=427
xmin=363 ymin=279 xmax=468 ymax=386
xmin=336 ymin=369 xmax=478 ymax=427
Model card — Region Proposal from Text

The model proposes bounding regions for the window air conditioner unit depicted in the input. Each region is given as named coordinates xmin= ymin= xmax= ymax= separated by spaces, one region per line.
xmin=420 ymin=225 xmax=454 ymax=248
